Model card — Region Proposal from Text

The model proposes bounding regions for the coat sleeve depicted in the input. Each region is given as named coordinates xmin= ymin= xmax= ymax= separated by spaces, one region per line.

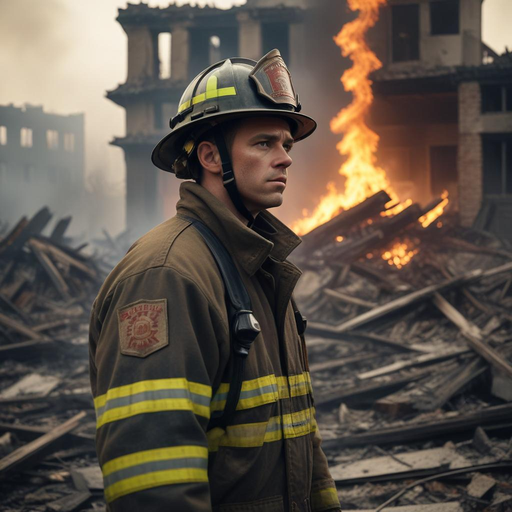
xmin=89 ymin=266 xmax=229 ymax=512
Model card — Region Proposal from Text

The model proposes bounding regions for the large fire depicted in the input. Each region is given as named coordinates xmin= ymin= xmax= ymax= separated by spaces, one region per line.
xmin=291 ymin=0 xmax=449 ymax=268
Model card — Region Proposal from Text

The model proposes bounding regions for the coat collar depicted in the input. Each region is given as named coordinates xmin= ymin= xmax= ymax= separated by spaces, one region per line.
xmin=176 ymin=182 xmax=302 ymax=276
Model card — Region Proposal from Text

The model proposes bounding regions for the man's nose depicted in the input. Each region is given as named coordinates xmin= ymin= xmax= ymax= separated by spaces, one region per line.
xmin=276 ymin=146 xmax=293 ymax=168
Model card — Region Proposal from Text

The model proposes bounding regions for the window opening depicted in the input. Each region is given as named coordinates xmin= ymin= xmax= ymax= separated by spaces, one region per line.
xmin=20 ymin=127 xmax=33 ymax=148
xmin=47 ymin=130 xmax=59 ymax=150
xmin=483 ymin=137 xmax=512 ymax=195
xmin=430 ymin=146 xmax=457 ymax=196
xmin=209 ymin=35 xmax=221 ymax=65
xmin=262 ymin=23 xmax=290 ymax=65
xmin=430 ymin=0 xmax=459 ymax=35
xmin=392 ymin=4 xmax=420 ymax=62
xmin=0 ymin=126 xmax=6 ymax=146
xmin=158 ymin=32 xmax=172 ymax=79
xmin=63 ymin=133 xmax=75 ymax=152
xmin=482 ymin=85 xmax=512 ymax=113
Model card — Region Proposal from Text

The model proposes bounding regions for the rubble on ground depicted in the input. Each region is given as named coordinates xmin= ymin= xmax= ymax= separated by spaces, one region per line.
xmin=1 ymin=197 xmax=511 ymax=511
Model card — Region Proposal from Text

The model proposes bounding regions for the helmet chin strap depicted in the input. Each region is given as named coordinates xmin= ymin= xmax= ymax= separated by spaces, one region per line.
xmin=213 ymin=128 xmax=255 ymax=227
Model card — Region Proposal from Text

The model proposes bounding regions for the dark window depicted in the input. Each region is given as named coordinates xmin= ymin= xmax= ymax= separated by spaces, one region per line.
xmin=430 ymin=0 xmax=459 ymax=35
xmin=262 ymin=23 xmax=290 ymax=65
xmin=483 ymin=137 xmax=512 ymax=195
xmin=482 ymin=85 xmax=512 ymax=113
xmin=430 ymin=146 xmax=458 ymax=195
xmin=392 ymin=4 xmax=420 ymax=63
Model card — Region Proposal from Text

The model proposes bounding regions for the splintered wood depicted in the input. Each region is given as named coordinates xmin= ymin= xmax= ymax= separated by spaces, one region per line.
xmin=292 ymin=191 xmax=512 ymax=511
xmin=0 ymin=208 xmax=106 ymax=510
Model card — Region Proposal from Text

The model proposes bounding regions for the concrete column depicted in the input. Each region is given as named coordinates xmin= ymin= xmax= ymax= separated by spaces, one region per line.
xmin=458 ymin=81 xmax=483 ymax=226
xmin=461 ymin=0 xmax=482 ymax=66
xmin=171 ymin=26 xmax=190 ymax=82
xmin=125 ymin=146 xmax=162 ymax=236
xmin=237 ymin=12 xmax=262 ymax=60
xmin=125 ymin=26 xmax=156 ymax=82
xmin=289 ymin=22 xmax=305 ymax=69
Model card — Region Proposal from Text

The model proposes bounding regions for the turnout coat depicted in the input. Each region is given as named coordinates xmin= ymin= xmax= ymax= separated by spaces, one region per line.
xmin=89 ymin=182 xmax=341 ymax=512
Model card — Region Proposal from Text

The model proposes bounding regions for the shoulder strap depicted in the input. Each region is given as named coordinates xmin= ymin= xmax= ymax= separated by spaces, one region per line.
xmin=181 ymin=215 xmax=261 ymax=429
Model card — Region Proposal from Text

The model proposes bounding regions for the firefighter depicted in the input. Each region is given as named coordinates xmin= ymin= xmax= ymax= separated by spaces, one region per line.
xmin=89 ymin=49 xmax=341 ymax=512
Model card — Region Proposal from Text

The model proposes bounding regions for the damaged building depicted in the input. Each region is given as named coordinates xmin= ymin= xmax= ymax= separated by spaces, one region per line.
xmin=0 ymin=104 xmax=85 ymax=233
xmin=369 ymin=0 xmax=512 ymax=238
xmin=107 ymin=0 xmax=312 ymax=235
xmin=108 ymin=0 xmax=511 ymax=239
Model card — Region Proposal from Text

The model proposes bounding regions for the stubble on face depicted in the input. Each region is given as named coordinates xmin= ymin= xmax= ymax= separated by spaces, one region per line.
xmin=230 ymin=117 xmax=294 ymax=216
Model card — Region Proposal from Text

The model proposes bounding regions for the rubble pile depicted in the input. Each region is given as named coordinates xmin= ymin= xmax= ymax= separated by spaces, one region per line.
xmin=0 ymin=196 xmax=511 ymax=511
xmin=292 ymin=192 xmax=512 ymax=511
xmin=0 ymin=208 xmax=105 ymax=511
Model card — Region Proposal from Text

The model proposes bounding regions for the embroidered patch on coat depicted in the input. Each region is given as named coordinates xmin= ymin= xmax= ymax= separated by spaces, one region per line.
xmin=117 ymin=299 xmax=168 ymax=358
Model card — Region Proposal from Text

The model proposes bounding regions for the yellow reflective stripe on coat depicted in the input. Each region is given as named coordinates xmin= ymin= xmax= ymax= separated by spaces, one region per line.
xmin=311 ymin=486 xmax=340 ymax=512
xmin=94 ymin=378 xmax=212 ymax=429
xmin=178 ymin=75 xmax=237 ymax=113
xmin=102 ymin=445 xmax=208 ymax=503
xmin=207 ymin=407 xmax=317 ymax=452
xmin=210 ymin=372 xmax=312 ymax=413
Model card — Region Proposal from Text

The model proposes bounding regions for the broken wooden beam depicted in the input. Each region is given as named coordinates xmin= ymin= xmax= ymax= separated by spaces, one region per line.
xmin=356 ymin=347 xmax=469 ymax=380
xmin=0 ymin=411 xmax=87 ymax=479
xmin=308 ymin=261 xmax=512 ymax=334
xmin=28 ymin=240 xmax=71 ymax=300
xmin=433 ymin=293 xmax=512 ymax=379
xmin=315 ymin=368 xmax=432 ymax=408
xmin=327 ymin=203 xmax=423 ymax=263
xmin=322 ymin=403 xmax=512 ymax=450
xmin=324 ymin=288 xmax=377 ymax=309
xmin=0 ymin=312 xmax=48 ymax=341
xmin=297 ymin=190 xmax=391 ymax=254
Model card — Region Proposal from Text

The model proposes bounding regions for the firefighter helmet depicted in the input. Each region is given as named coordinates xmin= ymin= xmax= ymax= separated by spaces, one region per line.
xmin=151 ymin=49 xmax=317 ymax=179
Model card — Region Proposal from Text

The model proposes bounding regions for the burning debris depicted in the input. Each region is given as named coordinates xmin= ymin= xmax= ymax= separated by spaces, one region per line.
xmin=291 ymin=194 xmax=512 ymax=510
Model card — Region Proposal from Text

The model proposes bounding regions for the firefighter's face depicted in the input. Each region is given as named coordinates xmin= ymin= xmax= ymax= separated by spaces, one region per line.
xmin=230 ymin=117 xmax=294 ymax=215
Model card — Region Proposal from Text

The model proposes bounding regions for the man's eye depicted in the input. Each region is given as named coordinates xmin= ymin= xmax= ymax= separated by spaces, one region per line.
xmin=257 ymin=141 xmax=270 ymax=148
xmin=284 ymin=144 xmax=293 ymax=152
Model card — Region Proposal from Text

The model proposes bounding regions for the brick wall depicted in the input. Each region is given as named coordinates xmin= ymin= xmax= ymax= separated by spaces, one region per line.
xmin=458 ymin=81 xmax=483 ymax=226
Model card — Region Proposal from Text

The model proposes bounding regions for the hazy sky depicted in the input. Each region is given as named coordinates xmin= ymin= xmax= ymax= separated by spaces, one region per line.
xmin=0 ymin=0 xmax=510 ymax=199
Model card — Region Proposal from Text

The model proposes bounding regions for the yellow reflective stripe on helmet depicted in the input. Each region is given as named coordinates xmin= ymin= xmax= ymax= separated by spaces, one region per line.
xmin=207 ymin=407 xmax=317 ymax=452
xmin=94 ymin=379 xmax=212 ymax=429
xmin=178 ymin=74 xmax=237 ymax=113
xmin=102 ymin=445 xmax=208 ymax=503
xmin=311 ymin=487 xmax=340 ymax=512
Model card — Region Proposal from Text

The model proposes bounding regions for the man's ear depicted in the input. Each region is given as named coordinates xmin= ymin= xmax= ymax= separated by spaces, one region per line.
xmin=197 ymin=141 xmax=221 ymax=175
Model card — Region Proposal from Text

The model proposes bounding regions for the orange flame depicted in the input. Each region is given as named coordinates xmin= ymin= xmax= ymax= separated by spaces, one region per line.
xmin=292 ymin=0 xmax=392 ymax=236
xmin=419 ymin=190 xmax=449 ymax=228
xmin=382 ymin=239 xmax=420 ymax=270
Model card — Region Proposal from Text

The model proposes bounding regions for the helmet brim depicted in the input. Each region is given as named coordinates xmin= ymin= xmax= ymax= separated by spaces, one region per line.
xmin=151 ymin=109 xmax=317 ymax=173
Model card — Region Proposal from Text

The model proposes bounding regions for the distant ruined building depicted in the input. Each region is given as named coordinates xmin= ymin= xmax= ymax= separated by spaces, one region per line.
xmin=108 ymin=0 xmax=511 ymax=238
xmin=0 ymin=104 xmax=85 ymax=232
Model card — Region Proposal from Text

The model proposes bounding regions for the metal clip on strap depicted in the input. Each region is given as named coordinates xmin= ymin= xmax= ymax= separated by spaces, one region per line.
xmin=182 ymin=216 xmax=261 ymax=429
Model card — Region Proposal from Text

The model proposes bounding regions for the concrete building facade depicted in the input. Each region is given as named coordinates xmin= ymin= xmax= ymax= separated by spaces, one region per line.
xmin=107 ymin=0 xmax=310 ymax=235
xmin=368 ymin=0 xmax=512 ymax=236
xmin=108 ymin=0 xmax=511 ymax=237
xmin=0 ymin=104 xmax=85 ymax=231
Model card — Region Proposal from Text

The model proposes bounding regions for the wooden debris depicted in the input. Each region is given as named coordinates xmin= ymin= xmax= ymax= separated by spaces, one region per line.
xmin=433 ymin=293 xmax=512 ymax=378
xmin=322 ymin=403 xmax=512 ymax=449
xmin=330 ymin=446 xmax=470 ymax=484
xmin=0 ymin=411 xmax=86 ymax=479
xmin=467 ymin=473 xmax=496 ymax=499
